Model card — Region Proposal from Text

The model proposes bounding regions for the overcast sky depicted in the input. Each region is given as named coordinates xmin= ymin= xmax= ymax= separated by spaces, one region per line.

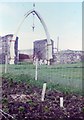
xmin=0 ymin=1 xmax=82 ymax=50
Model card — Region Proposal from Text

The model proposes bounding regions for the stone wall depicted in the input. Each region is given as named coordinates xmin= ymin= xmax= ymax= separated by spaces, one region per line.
xmin=52 ymin=50 xmax=83 ymax=64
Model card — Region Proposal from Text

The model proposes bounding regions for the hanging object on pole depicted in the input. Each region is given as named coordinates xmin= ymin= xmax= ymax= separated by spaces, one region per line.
xmin=32 ymin=12 xmax=35 ymax=32
xmin=32 ymin=24 xmax=35 ymax=32
xmin=32 ymin=2 xmax=35 ymax=32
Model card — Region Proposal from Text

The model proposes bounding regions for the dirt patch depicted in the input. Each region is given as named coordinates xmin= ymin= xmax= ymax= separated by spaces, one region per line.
xmin=1 ymin=79 xmax=84 ymax=120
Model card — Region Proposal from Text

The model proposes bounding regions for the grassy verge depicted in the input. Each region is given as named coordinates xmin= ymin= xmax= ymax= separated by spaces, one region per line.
xmin=2 ymin=72 xmax=82 ymax=95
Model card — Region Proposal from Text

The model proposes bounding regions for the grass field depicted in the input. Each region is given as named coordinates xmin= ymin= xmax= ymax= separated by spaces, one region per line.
xmin=0 ymin=62 xmax=83 ymax=94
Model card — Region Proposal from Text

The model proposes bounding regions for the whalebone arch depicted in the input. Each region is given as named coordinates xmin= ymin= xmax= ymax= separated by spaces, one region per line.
xmin=10 ymin=9 xmax=52 ymax=65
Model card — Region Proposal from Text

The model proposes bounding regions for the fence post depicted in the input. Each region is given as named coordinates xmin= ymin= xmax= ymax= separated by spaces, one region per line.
xmin=60 ymin=97 xmax=63 ymax=107
xmin=41 ymin=83 xmax=46 ymax=101
xmin=5 ymin=55 xmax=8 ymax=73
xmin=35 ymin=58 xmax=38 ymax=80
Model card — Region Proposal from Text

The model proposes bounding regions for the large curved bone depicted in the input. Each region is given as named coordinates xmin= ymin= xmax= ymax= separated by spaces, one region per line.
xmin=10 ymin=9 xmax=52 ymax=65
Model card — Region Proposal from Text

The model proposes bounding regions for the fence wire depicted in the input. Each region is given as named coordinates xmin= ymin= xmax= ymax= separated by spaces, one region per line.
xmin=1 ymin=51 xmax=83 ymax=94
xmin=0 ymin=33 xmax=83 ymax=94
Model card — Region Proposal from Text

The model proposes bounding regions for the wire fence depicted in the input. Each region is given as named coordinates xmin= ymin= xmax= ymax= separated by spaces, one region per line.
xmin=1 ymin=55 xmax=82 ymax=94
xmin=38 ymin=62 xmax=82 ymax=91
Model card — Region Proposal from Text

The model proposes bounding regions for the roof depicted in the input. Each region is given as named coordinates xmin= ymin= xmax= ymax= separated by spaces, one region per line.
xmin=33 ymin=39 xmax=53 ymax=43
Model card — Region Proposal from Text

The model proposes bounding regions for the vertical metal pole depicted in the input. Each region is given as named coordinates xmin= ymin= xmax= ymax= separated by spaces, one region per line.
xmin=57 ymin=36 xmax=59 ymax=63
xmin=5 ymin=55 xmax=7 ymax=73
xmin=35 ymin=58 xmax=38 ymax=80
xmin=57 ymin=36 xmax=59 ymax=52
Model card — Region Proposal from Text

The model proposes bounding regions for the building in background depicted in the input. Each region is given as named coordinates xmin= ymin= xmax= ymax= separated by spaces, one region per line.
xmin=18 ymin=49 xmax=33 ymax=62
xmin=0 ymin=34 xmax=82 ymax=65
xmin=33 ymin=39 xmax=54 ymax=63
xmin=0 ymin=34 xmax=18 ymax=64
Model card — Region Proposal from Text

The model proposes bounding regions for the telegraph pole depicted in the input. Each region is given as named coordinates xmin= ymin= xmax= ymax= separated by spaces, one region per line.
xmin=57 ymin=36 xmax=59 ymax=52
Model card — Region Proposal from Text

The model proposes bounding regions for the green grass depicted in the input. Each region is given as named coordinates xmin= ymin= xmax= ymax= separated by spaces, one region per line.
xmin=0 ymin=62 xmax=83 ymax=94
